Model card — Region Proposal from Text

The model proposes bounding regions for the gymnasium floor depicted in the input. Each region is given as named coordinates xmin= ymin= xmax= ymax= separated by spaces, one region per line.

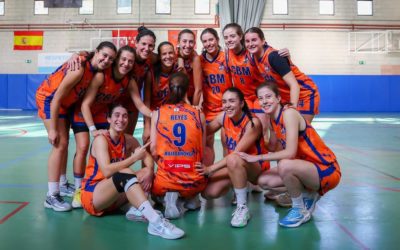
xmin=0 ymin=110 xmax=399 ymax=250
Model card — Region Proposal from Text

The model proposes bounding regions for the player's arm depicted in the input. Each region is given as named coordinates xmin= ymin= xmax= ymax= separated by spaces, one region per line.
xmin=192 ymin=55 xmax=203 ymax=106
xmin=93 ymin=135 xmax=150 ymax=178
xmin=127 ymin=78 xmax=152 ymax=118
xmin=150 ymin=109 xmax=159 ymax=161
xmin=142 ymin=72 xmax=153 ymax=143
xmin=48 ymin=67 xmax=84 ymax=145
xmin=206 ymin=112 xmax=224 ymax=135
xmin=81 ymin=72 xmax=104 ymax=136
xmin=234 ymin=117 xmax=263 ymax=153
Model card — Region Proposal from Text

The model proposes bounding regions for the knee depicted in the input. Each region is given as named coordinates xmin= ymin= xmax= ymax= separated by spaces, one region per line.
xmin=226 ymin=154 xmax=242 ymax=171
xmin=277 ymin=159 xmax=295 ymax=178
xmin=76 ymin=141 xmax=89 ymax=155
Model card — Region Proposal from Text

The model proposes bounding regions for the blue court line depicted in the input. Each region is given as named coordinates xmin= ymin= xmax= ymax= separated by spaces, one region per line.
xmin=0 ymin=144 xmax=50 ymax=170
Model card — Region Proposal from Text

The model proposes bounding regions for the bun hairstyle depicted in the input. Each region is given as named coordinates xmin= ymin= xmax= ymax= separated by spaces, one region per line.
xmin=136 ymin=26 xmax=156 ymax=42
xmin=224 ymin=87 xmax=254 ymax=127
xmin=167 ymin=72 xmax=189 ymax=104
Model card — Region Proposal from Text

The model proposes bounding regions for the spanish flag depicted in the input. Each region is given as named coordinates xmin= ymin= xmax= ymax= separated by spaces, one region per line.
xmin=14 ymin=31 xmax=44 ymax=50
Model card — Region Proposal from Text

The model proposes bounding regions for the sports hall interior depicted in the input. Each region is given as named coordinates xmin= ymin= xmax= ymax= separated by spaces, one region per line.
xmin=0 ymin=0 xmax=399 ymax=249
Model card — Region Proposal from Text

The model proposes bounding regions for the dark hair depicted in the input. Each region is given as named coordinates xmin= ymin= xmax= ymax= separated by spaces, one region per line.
xmin=154 ymin=41 xmax=175 ymax=84
xmin=167 ymin=72 xmax=189 ymax=104
xmin=244 ymin=27 xmax=265 ymax=40
xmin=222 ymin=23 xmax=244 ymax=46
xmin=113 ymin=45 xmax=136 ymax=67
xmin=224 ymin=87 xmax=254 ymax=127
xmin=136 ymin=26 xmax=156 ymax=43
xmin=86 ymin=41 xmax=117 ymax=61
xmin=255 ymin=81 xmax=292 ymax=106
xmin=107 ymin=103 xmax=127 ymax=117
xmin=178 ymin=29 xmax=196 ymax=42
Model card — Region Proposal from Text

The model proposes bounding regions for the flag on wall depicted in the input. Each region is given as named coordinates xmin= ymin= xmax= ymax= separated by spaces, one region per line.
xmin=168 ymin=30 xmax=198 ymax=51
xmin=112 ymin=30 xmax=138 ymax=48
xmin=14 ymin=31 xmax=44 ymax=50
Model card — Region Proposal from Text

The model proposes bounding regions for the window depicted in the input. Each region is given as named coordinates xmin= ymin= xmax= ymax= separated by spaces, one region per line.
xmin=156 ymin=0 xmax=170 ymax=14
xmin=34 ymin=1 xmax=49 ymax=15
xmin=0 ymin=0 xmax=4 ymax=16
xmin=79 ymin=0 xmax=93 ymax=15
xmin=273 ymin=0 xmax=288 ymax=15
xmin=357 ymin=0 xmax=372 ymax=16
xmin=319 ymin=0 xmax=334 ymax=15
xmin=117 ymin=0 xmax=131 ymax=14
xmin=195 ymin=0 xmax=210 ymax=14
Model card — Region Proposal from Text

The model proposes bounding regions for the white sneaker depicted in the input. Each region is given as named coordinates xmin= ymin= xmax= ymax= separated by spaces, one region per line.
xmin=148 ymin=218 xmax=185 ymax=240
xmin=231 ymin=204 xmax=250 ymax=228
xmin=184 ymin=195 xmax=201 ymax=210
xmin=126 ymin=206 xmax=147 ymax=222
xmin=44 ymin=193 xmax=72 ymax=212
xmin=164 ymin=192 xmax=181 ymax=219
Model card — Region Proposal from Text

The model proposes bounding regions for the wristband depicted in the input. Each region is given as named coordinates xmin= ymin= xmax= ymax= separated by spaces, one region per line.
xmin=89 ymin=125 xmax=97 ymax=132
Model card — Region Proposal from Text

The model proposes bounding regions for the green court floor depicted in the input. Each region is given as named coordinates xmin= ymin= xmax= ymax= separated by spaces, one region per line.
xmin=0 ymin=111 xmax=399 ymax=250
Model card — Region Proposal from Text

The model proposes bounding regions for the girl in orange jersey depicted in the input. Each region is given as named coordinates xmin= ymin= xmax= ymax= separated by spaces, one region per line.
xmin=244 ymin=27 xmax=320 ymax=123
xmin=36 ymin=41 xmax=117 ymax=212
xmin=70 ymin=46 xmax=152 ymax=208
xmin=176 ymin=29 xmax=203 ymax=106
xmin=199 ymin=28 xmax=232 ymax=166
xmin=196 ymin=87 xmax=269 ymax=228
xmin=150 ymin=72 xmax=207 ymax=219
xmin=81 ymin=103 xmax=184 ymax=240
xmin=238 ymin=82 xmax=341 ymax=228
xmin=149 ymin=41 xmax=180 ymax=111
xmin=118 ymin=26 xmax=157 ymax=136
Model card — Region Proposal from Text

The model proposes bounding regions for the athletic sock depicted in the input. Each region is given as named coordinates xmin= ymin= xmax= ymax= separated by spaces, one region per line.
xmin=291 ymin=194 xmax=305 ymax=209
xmin=48 ymin=182 xmax=59 ymax=196
xmin=139 ymin=200 xmax=160 ymax=224
xmin=234 ymin=187 xmax=248 ymax=206
xmin=59 ymin=174 xmax=67 ymax=186
xmin=74 ymin=177 xmax=82 ymax=189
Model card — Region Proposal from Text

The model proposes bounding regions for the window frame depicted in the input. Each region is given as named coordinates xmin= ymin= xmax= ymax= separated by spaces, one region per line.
xmin=155 ymin=0 xmax=171 ymax=15
xmin=34 ymin=0 xmax=49 ymax=15
xmin=357 ymin=0 xmax=373 ymax=16
xmin=319 ymin=0 xmax=334 ymax=15
xmin=194 ymin=0 xmax=210 ymax=15
xmin=117 ymin=0 xmax=132 ymax=14
xmin=0 ymin=0 xmax=4 ymax=16
xmin=272 ymin=0 xmax=288 ymax=15
xmin=79 ymin=0 xmax=94 ymax=15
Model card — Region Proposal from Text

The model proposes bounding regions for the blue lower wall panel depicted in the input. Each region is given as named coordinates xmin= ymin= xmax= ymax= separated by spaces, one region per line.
xmin=0 ymin=74 xmax=399 ymax=112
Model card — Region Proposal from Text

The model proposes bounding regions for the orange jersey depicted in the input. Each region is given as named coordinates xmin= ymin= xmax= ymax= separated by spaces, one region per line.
xmin=82 ymin=134 xmax=126 ymax=193
xmin=36 ymin=60 xmax=96 ymax=119
xmin=117 ymin=55 xmax=153 ymax=112
xmin=153 ymin=103 xmax=206 ymax=196
xmin=257 ymin=44 xmax=319 ymax=115
xmin=150 ymin=67 xmax=178 ymax=110
xmin=200 ymin=50 xmax=232 ymax=121
xmin=71 ymin=67 xmax=131 ymax=127
xmin=223 ymin=112 xmax=269 ymax=170
xmin=225 ymin=48 xmax=264 ymax=106
xmin=271 ymin=107 xmax=337 ymax=166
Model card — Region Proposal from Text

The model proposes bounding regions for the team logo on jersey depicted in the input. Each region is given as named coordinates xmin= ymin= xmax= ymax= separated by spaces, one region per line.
xmin=218 ymin=63 xmax=225 ymax=71
xmin=119 ymin=88 xmax=124 ymax=94
xmin=243 ymin=57 xmax=248 ymax=64
xmin=264 ymin=65 xmax=270 ymax=72
xmin=174 ymin=108 xmax=180 ymax=112
xmin=164 ymin=160 xmax=193 ymax=172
